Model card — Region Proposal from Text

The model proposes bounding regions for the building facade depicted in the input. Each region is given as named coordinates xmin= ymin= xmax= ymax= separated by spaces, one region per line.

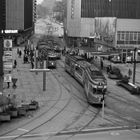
xmin=65 ymin=0 xmax=140 ymax=62
xmin=0 ymin=0 xmax=36 ymax=44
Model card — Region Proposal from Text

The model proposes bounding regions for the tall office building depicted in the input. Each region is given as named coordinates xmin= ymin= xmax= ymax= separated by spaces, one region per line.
xmin=65 ymin=0 xmax=140 ymax=62
xmin=0 ymin=0 xmax=36 ymax=41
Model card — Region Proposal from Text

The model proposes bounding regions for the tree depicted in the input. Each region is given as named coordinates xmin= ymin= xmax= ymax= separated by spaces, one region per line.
xmin=36 ymin=4 xmax=51 ymax=18
xmin=52 ymin=0 xmax=66 ymax=22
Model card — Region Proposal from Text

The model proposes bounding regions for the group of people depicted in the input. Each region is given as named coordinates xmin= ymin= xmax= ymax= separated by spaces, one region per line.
xmin=23 ymin=45 xmax=35 ymax=69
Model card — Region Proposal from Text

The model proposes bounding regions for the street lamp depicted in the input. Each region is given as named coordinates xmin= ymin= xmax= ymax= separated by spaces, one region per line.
xmin=132 ymin=48 xmax=137 ymax=84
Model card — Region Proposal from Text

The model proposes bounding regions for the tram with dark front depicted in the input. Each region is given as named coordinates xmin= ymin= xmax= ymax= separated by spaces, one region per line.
xmin=65 ymin=54 xmax=107 ymax=104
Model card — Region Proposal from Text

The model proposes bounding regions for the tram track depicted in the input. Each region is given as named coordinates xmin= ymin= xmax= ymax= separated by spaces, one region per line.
xmin=56 ymin=59 xmax=140 ymax=127
xmin=29 ymin=65 xmax=100 ymax=140
xmin=0 ymin=69 xmax=72 ymax=140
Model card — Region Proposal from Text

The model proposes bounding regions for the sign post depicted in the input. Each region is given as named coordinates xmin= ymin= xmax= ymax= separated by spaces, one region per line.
xmin=43 ymin=60 xmax=46 ymax=91
xmin=30 ymin=68 xmax=50 ymax=91
xmin=0 ymin=36 xmax=3 ymax=94
xmin=102 ymin=89 xmax=105 ymax=122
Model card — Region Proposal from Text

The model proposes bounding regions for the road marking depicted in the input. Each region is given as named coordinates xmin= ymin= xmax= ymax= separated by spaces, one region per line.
xmin=0 ymin=135 xmax=18 ymax=139
xmin=0 ymin=132 xmax=58 ymax=139
xmin=18 ymin=128 xmax=29 ymax=132
xmin=110 ymin=132 xmax=120 ymax=136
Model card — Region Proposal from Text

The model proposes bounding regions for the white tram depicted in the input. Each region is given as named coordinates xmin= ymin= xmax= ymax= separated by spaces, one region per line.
xmin=65 ymin=54 xmax=107 ymax=104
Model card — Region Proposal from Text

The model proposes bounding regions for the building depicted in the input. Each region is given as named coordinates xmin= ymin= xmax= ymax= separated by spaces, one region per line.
xmin=0 ymin=0 xmax=37 ymax=44
xmin=65 ymin=0 xmax=140 ymax=62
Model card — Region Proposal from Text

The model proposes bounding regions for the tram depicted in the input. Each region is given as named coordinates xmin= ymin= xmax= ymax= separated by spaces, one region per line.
xmin=65 ymin=54 xmax=107 ymax=104
xmin=48 ymin=53 xmax=57 ymax=68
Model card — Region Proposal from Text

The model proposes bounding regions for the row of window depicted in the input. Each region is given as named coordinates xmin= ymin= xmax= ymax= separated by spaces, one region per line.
xmin=81 ymin=0 xmax=140 ymax=19
xmin=117 ymin=31 xmax=140 ymax=41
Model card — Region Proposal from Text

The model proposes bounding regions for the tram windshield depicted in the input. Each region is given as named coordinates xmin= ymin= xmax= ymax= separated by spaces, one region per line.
xmin=91 ymin=70 xmax=103 ymax=78
xmin=48 ymin=56 xmax=57 ymax=61
xmin=93 ymin=87 xmax=106 ymax=94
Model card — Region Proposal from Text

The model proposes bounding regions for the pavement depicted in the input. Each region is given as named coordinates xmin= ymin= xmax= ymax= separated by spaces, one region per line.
xmin=0 ymin=41 xmax=140 ymax=135
xmin=92 ymin=57 xmax=140 ymax=87
xmin=1 ymin=45 xmax=60 ymax=112
xmin=0 ymin=44 xmax=63 ymax=133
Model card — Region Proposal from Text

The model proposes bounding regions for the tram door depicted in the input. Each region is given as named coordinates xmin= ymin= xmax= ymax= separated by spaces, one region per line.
xmin=70 ymin=61 xmax=75 ymax=76
xmin=75 ymin=65 xmax=83 ymax=83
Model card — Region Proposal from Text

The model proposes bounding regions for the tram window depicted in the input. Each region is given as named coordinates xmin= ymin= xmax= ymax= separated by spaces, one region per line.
xmin=85 ymin=73 xmax=88 ymax=87
xmin=91 ymin=70 xmax=103 ymax=76
xmin=65 ymin=58 xmax=70 ymax=66
xmin=75 ymin=66 xmax=83 ymax=76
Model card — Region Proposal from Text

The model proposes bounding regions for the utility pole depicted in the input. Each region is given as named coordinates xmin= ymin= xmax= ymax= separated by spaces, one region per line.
xmin=0 ymin=35 xmax=3 ymax=94
xmin=133 ymin=48 xmax=137 ymax=84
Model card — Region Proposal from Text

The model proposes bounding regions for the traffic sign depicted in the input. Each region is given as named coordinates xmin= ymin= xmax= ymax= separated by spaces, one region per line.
xmin=4 ymin=39 xmax=12 ymax=48
xmin=4 ymin=74 xmax=12 ymax=82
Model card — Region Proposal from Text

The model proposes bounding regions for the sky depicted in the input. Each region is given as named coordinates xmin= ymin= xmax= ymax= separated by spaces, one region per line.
xmin=37 ymin=0 xmax=44 ymax=5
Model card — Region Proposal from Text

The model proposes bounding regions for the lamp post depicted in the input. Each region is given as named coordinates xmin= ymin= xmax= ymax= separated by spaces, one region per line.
xmin=0 ymin=35 xmax=3 ymax=94
xmin=132 ymin=48 xmax=137 ymax=84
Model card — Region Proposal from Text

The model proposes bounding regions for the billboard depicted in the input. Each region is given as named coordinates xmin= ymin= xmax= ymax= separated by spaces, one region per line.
xmin=95 ymin=17 xmax=117 ymax=47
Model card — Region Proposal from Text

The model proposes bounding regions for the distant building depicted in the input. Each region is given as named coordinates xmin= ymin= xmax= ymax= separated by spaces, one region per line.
xmin=0 ymin=0 xmax=37 ymax=45
xmin=65 ymin=0 xmax=140 ymax=62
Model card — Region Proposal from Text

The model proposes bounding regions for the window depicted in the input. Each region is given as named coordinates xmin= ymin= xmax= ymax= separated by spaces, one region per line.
xmin=126 ymin=32 xmax=130 ymax=41
xmin=75 ymin=66 xmax=83 ymax=76
xmin=121 ymin=32 xmax=125 ymax=41
xmin=133 ymin=32 xmax=138 ymax=41
xmin=117 ymin=33 xmax=121 ymax=41
xmin=130 ymin=32 xmax=133 ymax=41
xmin=138 ymin=33 xmax=140 ymax=41
xmin=65 ymin=58 xmax=70 ymax=66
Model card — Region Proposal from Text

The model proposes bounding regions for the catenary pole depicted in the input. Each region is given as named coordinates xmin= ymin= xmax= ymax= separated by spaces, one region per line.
xmin=133 ymin=48 xmax=137 ymax=84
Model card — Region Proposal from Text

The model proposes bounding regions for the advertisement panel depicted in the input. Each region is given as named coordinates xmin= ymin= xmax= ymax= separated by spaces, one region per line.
xmin=4 ymin=74 xmax=12 ymax=82
xmin=4 ymin=39 xmax=12 ymax=48
xmin=95 ymin=17 xmax=117 ymax=47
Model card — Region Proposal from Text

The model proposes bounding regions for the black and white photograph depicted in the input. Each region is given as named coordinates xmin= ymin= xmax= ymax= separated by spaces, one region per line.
xmin=0 ymin=0 xmax=140 ymax=140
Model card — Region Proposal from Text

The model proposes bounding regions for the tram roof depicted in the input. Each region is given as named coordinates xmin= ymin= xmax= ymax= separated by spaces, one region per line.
xmin=67 ymin=55 xmax=85 ymax=61
xmin=76 ymin=61 xmax=91 ymax=68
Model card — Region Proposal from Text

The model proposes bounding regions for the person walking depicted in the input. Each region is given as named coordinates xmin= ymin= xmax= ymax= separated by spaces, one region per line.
xmin=100 ymin=60 xmax=104 ymax=70
xmin=31 ymin=61 xmax=34 ymax=69
xmin=14 ymin=59 xmax=17 ymax=68
xmin=19 ymin=50 xmax=22 ymax=58
xmin=128 ymin=68 xmax=132 ymax=79
xmin=7 ymin=82 xmax=10 ymax=88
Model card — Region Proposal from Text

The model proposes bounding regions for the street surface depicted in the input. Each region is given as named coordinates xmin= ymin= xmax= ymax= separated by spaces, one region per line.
xmin=0 ymin=17 xmax=140 ymax=140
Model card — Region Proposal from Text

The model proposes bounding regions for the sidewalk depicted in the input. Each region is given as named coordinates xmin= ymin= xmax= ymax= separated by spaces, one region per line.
xmin=3 ymin=47 xmax=60 ymax=109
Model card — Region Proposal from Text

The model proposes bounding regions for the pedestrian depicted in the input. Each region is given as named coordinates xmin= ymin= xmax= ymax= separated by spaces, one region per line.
xmin=128 ymin=68 xmax=132 ymax=78
xmin=106 ymin=66 xmax=110 ymax=74
xmin=19 ymin=50 xmax=22 ymax=57
xmin=31 ymin=61 xmax=34 ymax=69
xmin=14 ymin=59 xmax=17 ymax=68
xmin=7 ymin=82 xmax=10 ymax=88
xmin=100 ymin=60 xmax=104 ymax=70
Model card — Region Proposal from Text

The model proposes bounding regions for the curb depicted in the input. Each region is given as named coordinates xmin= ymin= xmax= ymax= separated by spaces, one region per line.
xmin=56 ymin=125 xmax=140 ymax=136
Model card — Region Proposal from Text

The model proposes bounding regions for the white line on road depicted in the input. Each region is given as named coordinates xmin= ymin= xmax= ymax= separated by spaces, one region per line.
xmin=18 ymin=128 xmax=29 ymax=132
